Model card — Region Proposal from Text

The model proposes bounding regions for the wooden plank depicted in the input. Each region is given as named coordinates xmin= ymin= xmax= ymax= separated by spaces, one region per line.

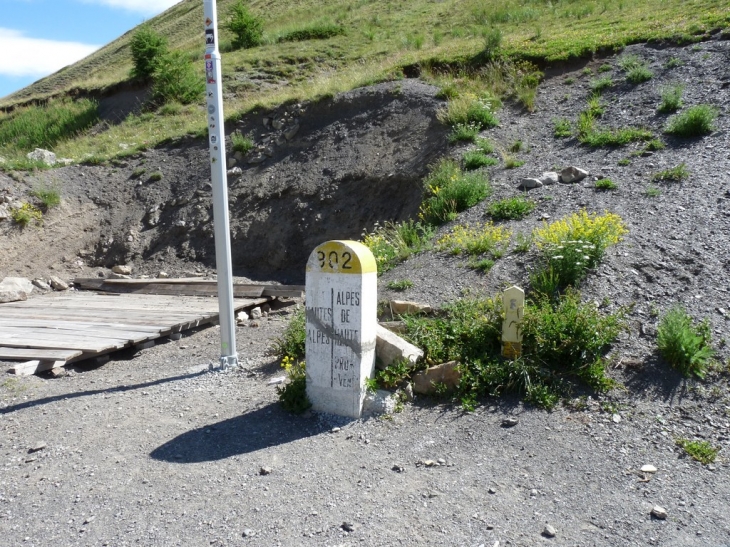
xmin=74 ymin=277 xmax=300 ymax=297
xmin=9 ymin=360 xmax=67 ymax=376
xmin=262 ymin=286 xmax=304 ymax=297
xmin=0 ymin=337 xmax=128 ymax=352
xmin=0 ymin=319 xmax=169 ymax=334
xmin=0 ymin=327 xmax=156 ymax=345
xmin=0 ymin=347 xmax=82 ymax=361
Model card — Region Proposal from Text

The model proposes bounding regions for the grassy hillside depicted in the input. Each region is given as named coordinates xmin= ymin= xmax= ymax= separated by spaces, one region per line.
xmin=0 ymin=0 xmax=728 ymax=166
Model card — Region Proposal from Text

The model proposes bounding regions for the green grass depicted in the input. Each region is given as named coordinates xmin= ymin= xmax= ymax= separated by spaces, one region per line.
xmin=449 ymin=122 xmax=481 ymax=143
xmin=595 ymin=178 xmax=618 ymax=190
xmin=231 ymin=131 xmax=254 ymax=154
xmin=553 ymin=118 xmax=572 ymax=138
xmin=2 ymin=0 xmax=729 ymax=165
xmin=420 ymin=159 xmax=491 ymax=225
xmin=503 ymin=156 xmax=524 ymax=169
xmin=273 ymin=307 xmax=306 ymax=360
xmin=463 ymin=150 xmax=498 ymax=170
xmin=652 ymin=163 xmax=689 ymax=182
xmin=10 ymin=203 xmax=43 ymax=227
xmin=436 ymin=222 xmax=511 ymax=257
xmin=362 ymin=220 xmax=435 ymax=273
xmin=30 ymin=184 xmax=61 ymax=208
xmin=275 ymin=20 xmax=345 ymax=43
xmin=657 ymin=84 xmax=684 ymax=113
xmin=618 ymin=54 xmax=653 ymax=84
xmin=664 ymin=105 xmax=718 ymax=137
xmin=657 ymin=306 xmax=714 ymax=378
xmin=676 ymin=438 xmax=720 ymax=464
xmin=487 ymin=196 xmax=535 ymax=220
xmin=387 ymin=279 xmax=414 ymax=291
xmin=590 ymin=76 xmax=613 ymax=94
xmin=645 ymin=185 xmax=661 ymax=197
xmin=665 ymin=56 xmax=684 ymax=69
xmin=617 ymin=158 xmax=631 ymax=166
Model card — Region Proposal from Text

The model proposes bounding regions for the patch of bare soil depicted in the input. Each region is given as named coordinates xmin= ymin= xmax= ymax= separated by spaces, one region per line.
xmin=1 ymin=40 xmax=730 ymax=547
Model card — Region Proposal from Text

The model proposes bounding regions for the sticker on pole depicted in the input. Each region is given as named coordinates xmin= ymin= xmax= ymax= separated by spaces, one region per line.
xmin=205 ymin=29 xmax=215 ymax=46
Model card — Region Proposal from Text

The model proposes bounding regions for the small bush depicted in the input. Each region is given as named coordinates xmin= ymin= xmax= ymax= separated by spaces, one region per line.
xmin=228 ymin=1 xmax=264 ymax=49
xmin=643 ymin=138 xmax=665 ymax=151
xmin=278 ymin=20 xmax=345 ymax=42
xmin=277 ymin=356 xmax=311 ymax=414
xmin=149 ymin=171 xmax=163 ymax=181
xmin=273 ymin=307 xmax=306 ymax=360
xmin=449 ymin=122 xmax=481 ymax=143
xmin=387 ymin=279 xmax=413 ymax=291
xmin=231 ymin=131 xmax=254 ymax=154
xmin=420 ymin=160 xmax=491 ymax=224
xmin=664 ymin=105 xmax=718 ymax=137
xmin=30 ymin=184 xmax=61 ymax=208
xmin=553 ymin=118 xmax=572 ymax=138
xmin=362 ymin=220 xmax=434 ymax=273
xmin=439 ymin=94 xmax=499 ymax=129
xmin=482 ymin=26 xmax=502 ymax=59
xmin=463 ymin=150 xmax=498 ymax=170
xmin=657 ymin=84 xmax=684 ymax=113
xmin=617 ymin=158 xmax=631 ymax=166
xmin=437 ymin=222 xmax=511 ymax=257
xmin=130 ymin=25 xmax=168 ymax=80
xmin=626 ymin=65 xmax=653 ymax=84
xmin=676 ymin=439 xmax=720 ymax=464
xmin=475 ymin=137 xmax=494 ymax=154
xmin=652 ymin=163 xmax=689 ymax=182
xmin=11 ymin=203 xmax=43 ymax=227
xmin=586 ymin=94 xmax=604 ymax=117
xmin=657 ymin=306 xmax=714 ymax=378
xmin=487 ymin=196 xmax=535 ymax=220
xmin=595 ymin=178 xmax=618 ymax=190
xmin=151 ymin=51 xmax=205 ymax=105
xmin=374 ymin=358 xmax=413 ymax=389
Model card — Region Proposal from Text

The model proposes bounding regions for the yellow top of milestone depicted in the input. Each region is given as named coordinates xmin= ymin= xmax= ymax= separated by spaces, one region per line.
xmin=306 ymin=240 xmax=377 ymax=274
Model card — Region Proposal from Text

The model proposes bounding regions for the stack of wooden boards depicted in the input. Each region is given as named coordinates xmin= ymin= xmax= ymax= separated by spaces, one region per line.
xmin=0 ymin=278 xmax=304 ymax=376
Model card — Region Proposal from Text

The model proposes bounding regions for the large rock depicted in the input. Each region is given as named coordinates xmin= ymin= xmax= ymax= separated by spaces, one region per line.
xmin=539 ymin=171 xmax=559 ymax=185
xmin=26 ymin=148 xmax=57 ymax=166
xmin=0 ymin=277 xmax=34 ymax=296
xmin=389 ymin=300 xmax=432 ymax=315
xmin=560 ymin=166 xmax=589 ymax=183
xmin=375 ymin=324 xmax=423 ymax=369
xmin=0 ymin=288 xmax=27 ymax=303
xmin=412 ymin=361 xmax=461 ymax=395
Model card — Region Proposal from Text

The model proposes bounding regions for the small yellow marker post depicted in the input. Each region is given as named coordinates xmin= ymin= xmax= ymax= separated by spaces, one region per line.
xmin=502 ymin=285 xmax=524 ymax=359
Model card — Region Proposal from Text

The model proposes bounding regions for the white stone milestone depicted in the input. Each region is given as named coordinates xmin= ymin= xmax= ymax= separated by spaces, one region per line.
xmin=305 ymin=240 xmax=377 ymax=418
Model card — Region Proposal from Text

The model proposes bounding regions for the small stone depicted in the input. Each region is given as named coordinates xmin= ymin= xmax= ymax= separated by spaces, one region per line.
xmin=157 ymin=271 xmax=170 ymax=279
xmin=501 ymin=417 xmax=519 ymax=428
xmin=539 ymin=171 xmax=559 ymax=185
xmin=437 ymin=458 xmax=446 ymax=465
xmin=227 ymin=167 xmax=243 ymax=176
xmin=284 ymin=124 xmax=300 ymax=140
xmin=488 ymin=487 xmax=497 ymax=494
xmin=49 ymin=276 xmax=69 ymax=291
xmin=389 ymin=300 xmax=432 ymax=315
xmin=259 ymin=466 xmax=272 ymax=475
xmin=242 ymin=528 xmax=255 ymax=538
xmin=32 ymin=279 xmax=51 ymax=291
xmin=530 ymin=489 xmax=538 ymax=497
xmin=560 ymin=165 xmax=589 ymax=183
xmin=250 ymin=307 xmax=262 ymax=320
xmin=341 ymin=522 xmax=356 ymax=532
xmin=542 ymin=524 xmax=557 ymax=538
xmin=112 ymin=265 xmax=132 ymax=275
xmin=29 ymin=442 xmax=47 ymax=453
xmin=651 ymin=506 xmax=668 ymax=520
xmin=518 ymin=178 xmax=543 ymax=190
xmin=641 ymin=465 xmax=657 ymax=473
xmin=392 ymin=464 xmax=405 ymax=473
xmin=236 ymin=311 xmax=249 ymax=323
xmin=331 ymin=427 xmax=341 ymax=433
xmin=26 ymin=148 xmax=56 ymax=166
xmin=423 ymin=460 xmax=436 ymax=467
xmin=83 ymin=516 xmax=95 ymax=525
xmin=612 ymin=413 xmax=622 ymax=423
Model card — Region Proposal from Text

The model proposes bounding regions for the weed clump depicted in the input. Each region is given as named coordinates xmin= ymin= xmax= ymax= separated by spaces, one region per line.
xmin=11 ymin=203 xmax=43 ymax=227
xmin=664 ymin=105 xmax=718 ymax=137
xmin=387 ymin=279 xmax=413 ymax=291
xmin=595 ymin=178 xmax=618 ymax=190
xmin=652 ymin=163 xmax=689 ymax=182
xmin=362 ymin=220 xmax=434 ymax=273
xmin=553 ymin=118 xmax=572 ymax=138
xmin=657 ymin=84 xmax=684 ymax=113
xmin=487 ymin=196 xmax=535 ymax=220
xmin=657 ymin=306 xmax=714 ymax=378
xmin=273 ymin=307 xmax=306 ymax=361
xmin=277 ymin=356 xmax=311 ymax=414
xmin=30 ymin=184 xmax=61 ymax=208
xmin=463 ymin=150 xmax=498 ymax=170
xmin=231 ymin=131 xmax=254 ymax=154
xmin=676 ymin=438 xmax=720 ymax=464
xmin=436 ymin=222 xmax=511 ymax=258
xmin=278 ymin=20 xmax=345 ymax=43
xmin=420 ymin=160 xmax=491 ymax=225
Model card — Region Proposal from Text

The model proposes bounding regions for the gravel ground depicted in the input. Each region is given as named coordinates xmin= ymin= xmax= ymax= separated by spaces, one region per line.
xmin=2 ymin=39 xmax=730 ymax=546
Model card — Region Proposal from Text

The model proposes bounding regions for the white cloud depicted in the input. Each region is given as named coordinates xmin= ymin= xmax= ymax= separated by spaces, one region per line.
xmin=0 ymin=28 xmax=100 ymax=78
xmin=81 ymin=0 xmax=180 ymax=16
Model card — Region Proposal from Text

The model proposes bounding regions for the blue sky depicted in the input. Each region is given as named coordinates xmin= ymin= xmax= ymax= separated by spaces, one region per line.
xmin=0 ymin=0 xmax=181 ymax=100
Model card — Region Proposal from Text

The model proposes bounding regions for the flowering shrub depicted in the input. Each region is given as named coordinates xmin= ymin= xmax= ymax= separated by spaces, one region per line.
xmin=437 ymin=222 xmax=511 ymax=257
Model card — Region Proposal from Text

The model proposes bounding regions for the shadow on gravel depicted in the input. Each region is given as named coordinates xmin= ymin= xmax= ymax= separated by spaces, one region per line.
xmin=0 ymin=370 xmax=208 ymax=415
xmin=622 ymin=353 xmax=693 ymax=403
xmin=150 ymin=403 xmax=316 ymax=463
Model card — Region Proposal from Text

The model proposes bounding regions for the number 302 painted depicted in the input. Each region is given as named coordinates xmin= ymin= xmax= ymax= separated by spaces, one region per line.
xmin=317 ymin=250 xmax=352 ymax=270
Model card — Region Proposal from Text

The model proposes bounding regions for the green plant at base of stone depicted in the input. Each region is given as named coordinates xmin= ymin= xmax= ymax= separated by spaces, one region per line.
xmin=11 ymin=203 xmax=43 ymax=227
xmin=437 ymin=222 xmax=511 ymax=258
xmin=420 ymin=160 xmax=491 ymax=225
xmin=273 ymin=307 xmax=305 ymax=360
xmin=374 ymin=358 xmax=413 ymax=389
xmin=553 ymin=118 xmax=572 ymax=138
xmin=30 ymin=184 xmax=61 ymax=208
xmin=487 ymin=196 xmax=535 ymax=220
xmin=595 ymin=178 xmax=618 ymax=190
xmin=277 ymin=356 xmax=311 ymax=414
xmin=387 ymin=279 xmax=413 ymax=291
xmin=664 ymin=105 xmax=718 ymax=137
xmin=676 ymin=438 xmax=720 ymax=464
xmin=652 ymin=163 xmax=689 ymax=182
xmin=231 ymin=131 xmax=254 ymax=154
xmin=657 ymin=84 xmax=684 ymax=113
xmin=228 ymin=0 xmax=264 ymax=50
xmin=657 ymin=306 xmax=714 ymax=379
xmin=362 ymin=220 xmax=434 ymax=273
xmin=463 ymin=150 xmax=498 ymax=170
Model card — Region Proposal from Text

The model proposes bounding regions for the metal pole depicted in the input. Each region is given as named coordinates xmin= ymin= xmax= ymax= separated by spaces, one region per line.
xmin=203 ymin=0 xmax=238 ymax=369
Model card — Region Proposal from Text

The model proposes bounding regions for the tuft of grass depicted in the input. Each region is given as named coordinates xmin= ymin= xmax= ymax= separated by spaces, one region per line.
xmin=362 ymin=220 xmax=434 ymax=273
xmin=503 ymin=155 xmax=524 ymax=169
xmin=30 ymin=184 xmax=61 ymax=208
xmin=420 ymin=160 xmax=491 ymax=225
xmin=657 ymin=84 xmax=684 ymax=113
xmin=676 ymin=438 xmax=720 ymax=464
xmin=514 ymin=232 xmax=532 ymax=253
xmin=439 ymin=94 xmax=499 ymax=130
xmin=598 ymin=63 xmax=613 ymax=73
xmin=643 ymin=138 xmax=665 ymax=151
xmin=436 ymin=222 xmax=511 ymax=257
xmin=657 ymin=306 xmax=714 ymax=378
xmin=509 ymin=140 xmax=524 ymax=153
xmin=487 ymin=196 xmax=535 ymax=220
xmin=149 ymin=171 xmax=163 ymax=181
xmin=449 ymin=122 xmax=481 ymax=143
xmin=231 ymin=131 xmax=254 ymax=154
xmin=595 ymin=178 xmax=618 ymax=190
xmin=664 ymin=105 xmax=718 ymax=137
xmin=273 ymin=307 xmax=306 ymax=360
xmin=553 ymin=118 xmax=572 ymax=138
xmin=665 ymin=56 xmax=684 ymax=69
xmin=475 ymin=137 xmax=495 ymax=154
xmin=463 ymin=150 xmax=498 ymax=170
xmin=277 ymin=355 xmax=311 ymax=414
xmin=618 ymin=158 xmax=631 ymax=166
xmin=645 ymin=185 xmax=661 ymax=197
xmin=11 ymin=203 xmax=43 ymax=227
xmin=276 ymin=20 xmax=345 ymax=43
xmin=387 ymin=279 xmax=414 ymax=291
xmin=651 ymin=163 xmax=689 ymax=182
xmin=619 ymin=54 xmax=653 ymax=83
xmin=590 ymin=76 xmax=613 ymax=94
xmin=579 ymin=116 xmax=653 ymax=147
